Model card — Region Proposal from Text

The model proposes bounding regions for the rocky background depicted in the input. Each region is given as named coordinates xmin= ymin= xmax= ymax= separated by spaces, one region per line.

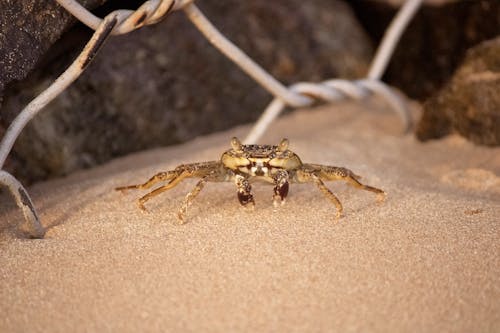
xmin=350 ymin=0 xmax=500 ymax=145
xmin=0 ymin=0 xmax=499 ymax=184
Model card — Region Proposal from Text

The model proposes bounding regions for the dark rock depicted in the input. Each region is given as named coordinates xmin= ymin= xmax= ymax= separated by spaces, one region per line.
xmin=416 ymin=37 xmax=500 ymax=146
xmin=1 ymin=0 xmax=373 ymax=183
xmin=348 ymin=0 xmax=500 ymax=100
xmin=0 ymin=0 xmax=104 ymax=95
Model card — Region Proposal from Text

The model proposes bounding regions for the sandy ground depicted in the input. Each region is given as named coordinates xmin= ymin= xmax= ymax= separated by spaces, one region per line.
xmin=1 ymin=102 xmax=499 ymax=332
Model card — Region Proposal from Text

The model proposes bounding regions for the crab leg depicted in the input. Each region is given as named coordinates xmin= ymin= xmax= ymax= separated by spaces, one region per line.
xmin=304 ymin=164 xmax=386 ymax=201
xmin=139 ymin=170 xmax=197 ymax=210
xmin=295 ymin=164 xmax=386 ymax=219
xmin=115 ymin=171 xmax=177 ymax=192
xmin=311 ymin=174 xmax=343 ymax=219
xmin=116 ymin=161 xmax=224 ymax=212
xmin=177 ymin=176 xmax=209 ymax=223
xmin=303 ymin=164 xmax=386 ymax=201
xmin=342 ymin=173 xmax=386 ymax=202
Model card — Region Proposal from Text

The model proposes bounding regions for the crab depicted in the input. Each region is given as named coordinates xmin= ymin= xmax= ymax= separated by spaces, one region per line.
xmin=116 ymin=137 xmax=386 ymax=223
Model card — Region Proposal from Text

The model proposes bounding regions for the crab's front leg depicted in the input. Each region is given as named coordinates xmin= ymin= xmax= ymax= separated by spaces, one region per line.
xmin=272 ymin=170 xmax=289 ymax=207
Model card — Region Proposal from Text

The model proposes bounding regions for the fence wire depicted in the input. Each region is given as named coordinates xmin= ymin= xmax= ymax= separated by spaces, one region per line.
xmin=0 ymin=0 xmax=422 ymax=237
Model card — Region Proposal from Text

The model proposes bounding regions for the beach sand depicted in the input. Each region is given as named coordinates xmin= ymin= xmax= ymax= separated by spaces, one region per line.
xmin=1 ymin=102 xmax=499 ymax=332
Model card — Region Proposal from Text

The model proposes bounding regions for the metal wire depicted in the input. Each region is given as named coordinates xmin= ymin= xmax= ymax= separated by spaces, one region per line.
xmin=0 ymin=170 xmax=45 ymax=238
xmin=244 ymin=0 xmax=423 ymax=143
xmin=0 ymin=13 xmax=119 ymax=238
xmin=182 ymin=3 xmax=312 ymax=108
xmin=244 ymin=79 xmax=411 ymax=144
xmin=368 ymin=0 xmax=423 ymax=80
xmin=0 ymin=14 xmax=119 ymax=169
xmin=0 ymin=0 xmax=422 ymax=237
xmin=55 ymin=0 xmax=190 ymax=33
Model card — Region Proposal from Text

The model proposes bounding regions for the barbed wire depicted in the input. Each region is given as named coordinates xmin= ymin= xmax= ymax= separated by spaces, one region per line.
xmin=244 ymin=78 xmax=411 ymax=144
xmin=0 ymin=0 xmax=422 ymax=237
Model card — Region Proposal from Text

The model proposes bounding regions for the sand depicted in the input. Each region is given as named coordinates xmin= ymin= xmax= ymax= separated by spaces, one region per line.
xmin=1 ymin=102 xmax=499 ymax=332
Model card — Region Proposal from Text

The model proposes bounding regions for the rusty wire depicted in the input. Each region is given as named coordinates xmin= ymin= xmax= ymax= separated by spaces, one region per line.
xmin=0 ymin=0 xmax=422 ymax=237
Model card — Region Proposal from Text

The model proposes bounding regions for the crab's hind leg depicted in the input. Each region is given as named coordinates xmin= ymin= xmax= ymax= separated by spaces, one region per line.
xmin=312 ymin=174 xmax=344 ymax=219
xmin=303 ymin=164 xmax=386 ymax=203
xmin=177 ymin=176 xmax=210 ymax=223
xmin=295 ymin=164 xmax=386 ymax=220
xmin=294 ymin=166 xmax=343 ymax=219
xmin=345 ymin=173 xmax=386 ymax=202
xmin=136 ymin=169 xmax=192 ymax=210
xmin=118 ymin=161 xmax=223 ymax=213
xmin=315 ymin=165 xmax=386 ymax=202
xmin=115 ymin=171 xmax=177 ymax=192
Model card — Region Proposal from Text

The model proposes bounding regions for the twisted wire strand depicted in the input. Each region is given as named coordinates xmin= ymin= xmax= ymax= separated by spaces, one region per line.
xmin=56 ymin=0 xmax=313 ymax=107
xmin=55 ymin=0 xmax=191 ymax=34
xmin=56 ymin=0 xmax=419 ymax=142
xmin=243 ymin=79 xmax=410 ymax=144
xmin=244 ymin=0 xmax=423 ymax=143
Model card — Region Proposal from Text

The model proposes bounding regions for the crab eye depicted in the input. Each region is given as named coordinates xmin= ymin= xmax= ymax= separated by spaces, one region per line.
xmin=230 ymin=137 xmax=243 ymax=151
xmin=278 ymin=138 xmax=289 ymax=152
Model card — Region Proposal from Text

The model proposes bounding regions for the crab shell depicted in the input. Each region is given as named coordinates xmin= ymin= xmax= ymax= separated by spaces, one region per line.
xmin=220 ymin=137 xmax=302 ymax=182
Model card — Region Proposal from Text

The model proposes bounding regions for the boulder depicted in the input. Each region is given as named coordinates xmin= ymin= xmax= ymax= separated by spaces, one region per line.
xmin=0 ymin=0 xmax=104 ymax=95
xmin=349 ymin=0 xmax=500 ymax=100
xmin=416 ymin=37 xmax=500 ymax=146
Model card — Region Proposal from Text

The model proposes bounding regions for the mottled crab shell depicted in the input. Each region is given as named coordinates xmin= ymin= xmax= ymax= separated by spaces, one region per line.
xmin=220 ymin=137 xmax=303 ymax=173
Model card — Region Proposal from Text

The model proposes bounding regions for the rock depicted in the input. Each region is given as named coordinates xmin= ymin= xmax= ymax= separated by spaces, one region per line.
xmin=348 ymin=0 xmax=500 ymax=100
xmin=1 ymin=0 xmax=373 ymax=184
xmin=416 ymin=37 xmax=500 ymax=146
xmin=0 ymin=0 xmax=104 ymax=96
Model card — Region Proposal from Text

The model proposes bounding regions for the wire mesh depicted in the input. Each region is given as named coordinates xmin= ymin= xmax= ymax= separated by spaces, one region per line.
xmin=0 ymin=0 xmax=422 ymax=237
